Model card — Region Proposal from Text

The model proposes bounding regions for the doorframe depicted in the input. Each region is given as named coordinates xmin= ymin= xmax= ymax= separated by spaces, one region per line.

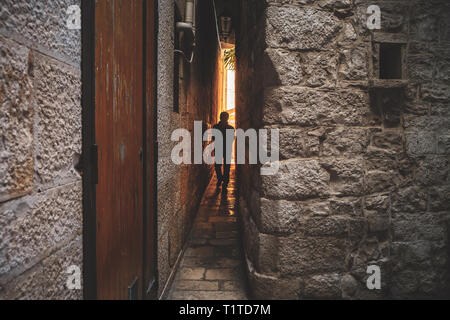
xmin=81 ymin=0 xmax=159 ymax=300
xmin=143 ymin=0 xmax=159 ymax=300
xmin=81 ymin=0 xmax=96 ymax=300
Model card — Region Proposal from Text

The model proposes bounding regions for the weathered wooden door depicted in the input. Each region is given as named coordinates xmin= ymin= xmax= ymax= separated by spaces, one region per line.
xmin=94 ymin=0 xmax=150 ymax=300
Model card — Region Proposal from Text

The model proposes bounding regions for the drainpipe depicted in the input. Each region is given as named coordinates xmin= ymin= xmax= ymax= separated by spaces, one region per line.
xmin=175 ymin=0 xmax=196 ymax=63
xmin=176 ymin=0 xmax=195 ymax=39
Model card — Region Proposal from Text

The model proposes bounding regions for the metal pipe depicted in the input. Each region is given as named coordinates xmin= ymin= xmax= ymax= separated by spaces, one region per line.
xmin=175 ymin=0 xmax=196 ymax=63
xmin=185 ymin=0 xmax=194 ymax=25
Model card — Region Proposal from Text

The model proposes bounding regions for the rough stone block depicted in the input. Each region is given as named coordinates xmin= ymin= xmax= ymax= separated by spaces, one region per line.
xmin=339 ymin=23 xmax=358 ymax=46
xmin=340 ymin=274 xmax=361 ymax=299
xmin=372 ymin=131 xmax=403 ymax=153
xmin=302 ymin=52 xmax=338 ymax=88
xmin=407 ymin=55 xmax=434 ymax=83
xmin=34 ymin=53 xmax=81 ymax=188
xmin=320 ymin=159 xmax=364 ymax=196
xmin=391 ymin=241 xmax=438 ymax=269
xmin=260 ymin=198 xmax=300 ymax=234
xmin=404 ymin=100 xmax=429 ymax=116
xmin=364 ymin=170 xmax=398 ymax=194
xmin=422 ymin=83 xmax=450 ymax=102
xmin=350 ymin=239 xmax=390 ymax=278
xmin=404 ymin=114 xmax=450 ymax=132
xmin=0 ymin=236 xmax=82 ymax=300
xmin=393 ymin=212 xmax=447 ymax=242
xmin=278 ymin=235 xmax=348 ymax=275
xmin=391 ymin=268 xmax=449 ymax=299
xmin=304 ymin=273 xmax=342 ymax=299
xmin=409 ymin=4 xmax=440 ymax=42
xmin=266 ymin=6 xmax=341 ymax=50
xmin=330 ymin=197 xmax=363 ymax=216
xmin=416 ymin=156 xmax=449 ymax=186
xmin=263 ymin=49 xmax=303 ymax=87
xmin=365 ymin=194 xmax=390 ymax=213
xmin=261 ymin=160 xmax=330 ymax=200
xmin=435 ymin=58 xmax=450 ymax=84
xmin=366 ymin=211 xmax=390 ymax=233
xmin=278 ymin=128 xmax=320 ymax=159
xmin=321 ymin=127 xmax=370 ymax=156
xmin=260 ymin=198 xmax=332 ymax=234
xmin=437 ymin=134 xmax=450 ymax=154
xmin=304 ymin=215 xmax=349 ymax=237
xmin=338 ymin=47 xmax=368 ymax=81
xmin=374 ymin=1 xmax=409 ymax=33
xmin=0 ymin=182 xmax=82 ymax=281
xmin=0 ymin=36 xmax=33 ymax=201
xmin=428 ymin=185 xmax=450 ymax=212
xmin=364 ymin=148 xmax=397 ymax=171
xmin=0 ymin=0 xmax=81 ymax=64
xmin=318 ymin=0 xmax=352 ymax=10
xmin=347 ymin=217 xmax=367 ymax=240
xmin=391 ymin=186 xmax=427 ymax=213
xmin=242 ymin=205 xmax=260 ymax=267
xmin=258 ymin=233 xmax=279 ymax=274
xmin=263 ymin=87 xmax=373 ymax=127
xmin=248 ymin=270 xmax=302 ymax=300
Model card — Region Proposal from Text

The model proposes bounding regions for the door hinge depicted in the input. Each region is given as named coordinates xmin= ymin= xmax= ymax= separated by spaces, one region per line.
xmin=92 ymin=144 xmax=98 ymax=185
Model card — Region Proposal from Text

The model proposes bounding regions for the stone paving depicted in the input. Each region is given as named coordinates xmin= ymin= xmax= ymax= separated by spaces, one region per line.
xmin=168 ymin=167 xmax=248 ymax=300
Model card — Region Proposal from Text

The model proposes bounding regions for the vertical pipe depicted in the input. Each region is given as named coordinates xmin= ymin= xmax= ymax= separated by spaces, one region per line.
xmin=185 ymin=0 xmax=194 ymax=24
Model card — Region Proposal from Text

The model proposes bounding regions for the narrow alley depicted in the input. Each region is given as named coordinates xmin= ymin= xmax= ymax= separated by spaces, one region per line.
xmin=168 ymin=166 xmax=248 ymax=300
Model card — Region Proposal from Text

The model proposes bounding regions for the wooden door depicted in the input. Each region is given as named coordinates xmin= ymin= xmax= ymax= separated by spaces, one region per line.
xmin=94 ymin=0 xmax=145 ymax=300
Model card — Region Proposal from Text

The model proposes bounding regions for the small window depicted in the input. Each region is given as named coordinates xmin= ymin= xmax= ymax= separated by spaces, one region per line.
xmin=379 ymin=43 xmax=403 ymax=79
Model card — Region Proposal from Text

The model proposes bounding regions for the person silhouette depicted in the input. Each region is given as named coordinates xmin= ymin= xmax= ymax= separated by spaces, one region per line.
xmin=213 ymin=112 xmax=235 ymax=187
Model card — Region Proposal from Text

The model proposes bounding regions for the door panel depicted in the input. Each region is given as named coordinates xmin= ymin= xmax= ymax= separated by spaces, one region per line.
xmin=95 ymin=0 xmax=144 ymax=300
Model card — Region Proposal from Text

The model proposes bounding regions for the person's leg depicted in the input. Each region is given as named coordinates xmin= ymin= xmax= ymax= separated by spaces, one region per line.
xmin=215 ymin=163 xmax=223 ymax=186
xmin=223 ymin=163 xmax=231 ymax=186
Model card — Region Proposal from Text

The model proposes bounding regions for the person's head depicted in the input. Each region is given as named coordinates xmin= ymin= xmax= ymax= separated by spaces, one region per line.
xmin=220 ymin=112 xmax=230 ymax=123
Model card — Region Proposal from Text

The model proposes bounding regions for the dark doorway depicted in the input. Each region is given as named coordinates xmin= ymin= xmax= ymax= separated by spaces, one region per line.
xmin=82 ymin=0 xmax=157 ymax=300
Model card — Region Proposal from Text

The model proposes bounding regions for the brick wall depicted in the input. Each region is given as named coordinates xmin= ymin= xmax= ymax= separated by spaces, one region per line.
xmin=237 ymin=0 xmax=450 ymax=299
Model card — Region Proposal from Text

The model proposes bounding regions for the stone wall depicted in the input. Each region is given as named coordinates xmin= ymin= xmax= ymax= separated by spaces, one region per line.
xmin=0 ymin=0 xmax=82 ymax=299
xmin=237 ymin=0 xmax=450 ymax=299
xmin=157 ymin=0 xmax=220 ymax=297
